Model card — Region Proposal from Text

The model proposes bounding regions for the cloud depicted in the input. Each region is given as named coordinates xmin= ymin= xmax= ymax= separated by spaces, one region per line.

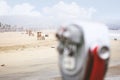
xmin=0 ymin=0 xmax=96 ymax=26
xmin=42 ymin=1 xmax=96 ymax=20
xmin=0 ymin=0 xmax=11 ymax=15
xmin=0 ymin=0 xmax=41 ymax=16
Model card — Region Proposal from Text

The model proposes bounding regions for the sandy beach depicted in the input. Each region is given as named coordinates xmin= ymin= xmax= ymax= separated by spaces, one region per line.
xmin=0 ymin=31 xmax=120 ymax=80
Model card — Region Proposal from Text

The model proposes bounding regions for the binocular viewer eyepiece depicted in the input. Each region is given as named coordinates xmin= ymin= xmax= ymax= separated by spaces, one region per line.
xmin=56 ymin=22 xmax=110 ymax=80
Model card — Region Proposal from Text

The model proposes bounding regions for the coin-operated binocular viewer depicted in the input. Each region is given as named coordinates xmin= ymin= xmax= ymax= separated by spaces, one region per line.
xmin=56 ymin=22 xmax=110 ymax=80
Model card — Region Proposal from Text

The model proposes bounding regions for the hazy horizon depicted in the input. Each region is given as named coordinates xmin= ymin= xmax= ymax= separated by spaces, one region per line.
xmin=0 ymin=0 xmax=120 ymax=27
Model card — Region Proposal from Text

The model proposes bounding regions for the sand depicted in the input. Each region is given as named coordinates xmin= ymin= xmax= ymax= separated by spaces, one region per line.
xmin=0 ymin=31 xmax=120 ymax=80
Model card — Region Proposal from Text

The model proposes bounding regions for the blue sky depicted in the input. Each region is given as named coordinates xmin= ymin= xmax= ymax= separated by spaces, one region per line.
xmin=7 ymin=0 xmax=120 ymax=20
xmin=0 ymin=0 xmax=120 ymax=26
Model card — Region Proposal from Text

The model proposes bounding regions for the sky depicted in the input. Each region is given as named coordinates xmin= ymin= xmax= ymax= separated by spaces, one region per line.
xmin=0 ymin=0 xmax=120 ymax=27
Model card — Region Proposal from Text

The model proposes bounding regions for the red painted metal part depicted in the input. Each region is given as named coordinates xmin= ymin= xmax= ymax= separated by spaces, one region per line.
xmin=90 ymin=46 xmax=106 ymax=80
